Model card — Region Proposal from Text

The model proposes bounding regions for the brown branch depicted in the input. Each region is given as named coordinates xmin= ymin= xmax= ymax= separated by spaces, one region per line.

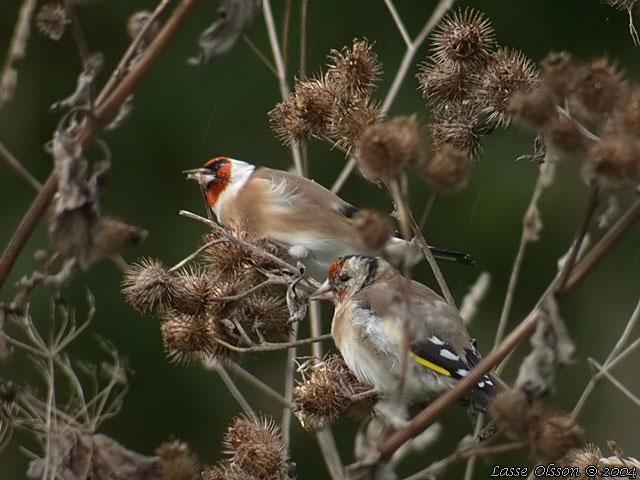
xmin=0 ymin=0 xmax=199 ymax=289
xmin=211 ymin=333 xmax=332 ymax=353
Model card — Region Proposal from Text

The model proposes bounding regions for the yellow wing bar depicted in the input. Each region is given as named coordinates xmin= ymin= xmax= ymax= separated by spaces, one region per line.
xmin=409 ymin=352 xmax=451 ymax=377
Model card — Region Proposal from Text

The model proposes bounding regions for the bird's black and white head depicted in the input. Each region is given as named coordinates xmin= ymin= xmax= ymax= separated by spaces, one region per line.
xmin=311 ymin=255 xmax=392 ymax=303
xmin=183 ymin=157 xmax=255 ymax=215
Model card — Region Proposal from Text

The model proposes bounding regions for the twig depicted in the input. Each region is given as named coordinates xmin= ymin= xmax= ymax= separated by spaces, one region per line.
xmin=0 ymin=0 xmax=199 ymax=289
xmin=168 ymin=239 xmax=226 ymax=272
xmin=225 ymin=361 xmax=294 ymax=409
xmin=588 ymin=359 xmax=640 ymax=408
xmin=281 ymin=321 xmax=298 ymax=448
xmin=281 ymin=0 xmax=292 ymax=68
xmin=243 ymin=35 xmax=278 ymax=76
xmin=213 ymin=363 xmax=253 ymax=415
xmin=0 ymin=141 xmax=42 ymax=191
xmin=212 ymin=333 xmax=332 ymax=353
xmin=330 ymin=0 xmax=454 ymax=194
xmin=383 ymin=0 xmax=412 ymax=48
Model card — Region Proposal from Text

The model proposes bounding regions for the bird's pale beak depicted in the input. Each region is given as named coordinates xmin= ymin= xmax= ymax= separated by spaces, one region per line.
xmin=310 ymin=280 xmax=335 ymax=301
xmin=183 ymin=168 xmax=212 ymax=184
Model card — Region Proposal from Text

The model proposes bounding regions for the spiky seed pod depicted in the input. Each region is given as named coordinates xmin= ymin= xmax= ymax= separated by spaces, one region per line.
xmin=268 ymin=76 xmax=337 ymax=145
xmin=416 ymin=61 xmax=480 ymax=111
xmin=328 ymin=95 xmax=381 ymax=152
xmin=621 ymin=87 xmax=640 ymax=134
xmin=94 ymin=217 xmax=147 ymax=259
xmin=155 ymin=440 xmax=199 ymax=480
xmin=430 ymin=8 xmax=496 ymax=67
xmin=529 ymin=413 xmax=584 ymax=461
xmin=170 ymin=266 xmax=215 ymax=316
xmin=585 ymin=133 xmax=640 ymax=188
xmin=475 ymin=48 xmax=540 ymax=128
xmin=327 ymin=38 xmax=383 ymax=95
xmin=488 ymin=388 xmax=539 ymax=439
xmin=121 ymin=258 xmax=177 ymax=315
xmin=351 ymin=209 xmax=394 ymax=251
xmin=36 ymin=3 xmax=71 ymax=41
xmin=160 ymin=311 xmax=230 ymax=363
xmin=423 ymin=144 xmax=471 ymax=192
xmin=223 ymin=414 xmax=290 ymax=480
xmin=541 ymin=51 xmax=578 ymax=99
xmin=430 ymin=106 xmax=483 ymax=159
xmin=544 ymin=113 xmax=589 ymax=153
xmin=294 ymin=355 xmax=375 ymax=430
xmin=242 ymin=292 xmax=291 ymax=342
xmin=569 ymin=58 xmax=625 ymax=121
xmin=203 ymin=462 xmax=258 ymax=480
xmin=356 ymin=115 xmax=424 ymax=183
xmin=507 ymin=88 xmax=556 ymax=129
xmin=562 ymin=444 xmax=602 ymax=479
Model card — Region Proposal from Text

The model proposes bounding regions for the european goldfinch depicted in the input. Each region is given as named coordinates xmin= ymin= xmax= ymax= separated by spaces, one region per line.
xmin=311 ymin=255 xmax=497 ymax=410
xmin=185 ymin=157 xmax=472 ymax=280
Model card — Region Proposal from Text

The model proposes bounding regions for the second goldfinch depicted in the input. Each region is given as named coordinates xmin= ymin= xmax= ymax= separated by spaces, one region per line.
xmin=184 ymin=157 xmax=472 ymax=280
xmin=312 ymin=255 xmax=497 ymax=410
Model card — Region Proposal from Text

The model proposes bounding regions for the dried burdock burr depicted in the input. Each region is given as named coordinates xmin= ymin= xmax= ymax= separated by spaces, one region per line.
xmin=476 ymin=47 xmax=540 ymax=128
xmin=585 ymin=133 xmax=640 ymax=188
xmin=541 ymin=51 xmax=578 ymax=99
xmin=170 ymin=266 xmax=215 ymax=316
xmin=329 ymin=95 xmax=381 ymax=151
xmin=569 ymin=58 xmax=625 ymax=121
xmin=242 ymin=292 xmax=291 ymax=343
xmin=430 ymin=105 xmax=483 ymax=159
xmin=562 ymin=444 xmax=602 ymax=477
xmin=529 ymin=413 xmax=584 ymax=461
xmin=430 ymin=8 xmax=496 ymax=68
xmin=223 ymin=414 xmax=291 ymax=480
xmin=160 ymin=311 xmax=228 ymax=364
xmin=351 ymin=209 xmax=394 ymax=251
xmin=507 ymin=87 xmax=556 ymax=129
xmin=155 ymin=440 xmax=199 ymax=480
xmin=203 ymin=462 xmax=251 ymax=480
xmin=269 ymin=96 xmax=314 ymax=145
xmin=416 ymin=61 xmax=480 ymax=110
xmin=489 ymin=387 xmax=539 ymax=439
xmin=356 ymin=115 xmax=424 ymax=183
xmin=94 ymin=217 xmax=147 ymax=259
xmin=327 ymin=38 xmax=383 ymax=95
xmin=294 ymin=355 xmax=375 ymax=430
xmin=545 ymin=113 xmax=589 ymax=153
xmin=423 ymin=144 xmax=471 ymax=192
xmin=36 ymin=3 xmax=71 ymax=41
xmin=121 ymin=258 xmax=177 ymax=315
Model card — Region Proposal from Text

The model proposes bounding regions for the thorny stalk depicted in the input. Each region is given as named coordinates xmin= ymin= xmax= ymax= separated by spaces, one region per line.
xmin=330 ymin=0 xmax=455 ymax=194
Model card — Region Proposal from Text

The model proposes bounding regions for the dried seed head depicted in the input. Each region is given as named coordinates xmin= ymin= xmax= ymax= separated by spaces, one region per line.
xmin=476 ymin=48 xmax=540 ymax=127
xmin=351 ymin=209 xmax=394 ymax=251
xmin=530 ymin=413 xmax=584 ymax=461
xmin=431 ymin=8 xmax=496 ymax=67
xmin=356 ymin=115 xmax=424 ymax=182
xmin=269 ymin=76 xmax=337 ymax=144
xmin=327 ymin=38 xmax=383 ymax=95
xmin=430 ymin=105 xmax=483 ymax=159
xmin=121 ymin=258 xmax=177 ymax=315
xmin=329 ymin=95 xmax=381 ymax=152
xmin=36 ymin=3 xmax=71 ymax=41
xmin=603 ymin=0 xmax=637 ymax=10
xmin=155 ymin=440 xmax=199 ymax=480
xmin=160 ymin=311 xmax=228 ymax=363
xmin=541 ymin=51 xmax=578 ymax=99
xmin=423 ymin=144 xmax=471 ymax=192
xmin=242 ymin=292 xmax=291 ymax=342
xmin=570 ymin=58 xmax=625 ymax=120
xmin=585 ymin=133 xmax=640 ymax=188
xmin=416 ymin=61 xmax=480 ymax=111
xmin=201 ymin=231 xmax=270 ymax=284
xmin=507 ymin=88 xmax=556 ymax=129
xmin=170 ymin=266 xmax=215 ymax=316
xmin=544 ymin=113 xmax=589 ymax=153
xmin=94 ymin=217 xmax=147 ymax=259
xmin=562 ymin=444 xmax=602 ymax=476
xmin=127 ymin=10 xmax=158 ymax=42
xmin=203 ymin=462 xmax=256 ymax=480
xmin=488 ymin=388 xmax=539 ymax=439
xmin=294 ymin=355 xmax=375 ymax=430
xmin=223 ymin=414 xmax=290 ymax=480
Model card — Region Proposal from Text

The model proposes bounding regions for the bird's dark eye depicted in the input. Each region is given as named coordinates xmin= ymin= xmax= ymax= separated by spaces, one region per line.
xmin=338 ymin=274 xmax=350 ymax=283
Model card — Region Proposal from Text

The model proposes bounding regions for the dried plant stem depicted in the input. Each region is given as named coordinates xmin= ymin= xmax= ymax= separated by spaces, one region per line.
xmin=243 ymin=35 xmax=278 ymax=76
xmin=168 ymin=239 xmax=226 ymax=272
xmin=572 ymin=294 xmax=640 ymax=418
xmin=315 ymin=428 xmax=346 ymax=480
xmin=225 ymin=361 xmax=294 ymax=409
xmin=588 ymin=359 xmax=640 ymax=407
xmin=212 ymin=333 xmax=332 ymax=353
xmin=0 ymin=0 xmax=199 ymax=289
xmin=281 ymin=320 xmax=298 ymax=449
xmin=383 ymin=0 xmax=412 ymax=48
xmin=404 ymin=440 xmax=528 ymax=480
xmin=214 ymin=363 xmax=253 ymax=415
xmin=330 ymin=0 xmax=454 ymax=194
xmin=280 ymin=0 xmax=292 ymax=67
xmin=0 ymin=141 xmax=42 ymax=191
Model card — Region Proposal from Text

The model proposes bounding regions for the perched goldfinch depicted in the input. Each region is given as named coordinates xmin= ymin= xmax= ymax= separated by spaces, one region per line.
xmin=311 ymin=255 xmax=498 ymax=410
xmin=185 ymin=157 xmax=472 ymax=280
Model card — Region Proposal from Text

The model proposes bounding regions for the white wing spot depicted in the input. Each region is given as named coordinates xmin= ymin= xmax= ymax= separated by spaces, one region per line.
xmin=439 ymin=349 xmax=460 ymax=361
xmin=429 ymin=336 xmax=445 ymax=345
xmin=478 ymin=381 xmax=485 ymax=388
xmin=485 ymin=380 xmax=494 ymax=386
xmin=456 ymin=368 xmax=469 ymax=377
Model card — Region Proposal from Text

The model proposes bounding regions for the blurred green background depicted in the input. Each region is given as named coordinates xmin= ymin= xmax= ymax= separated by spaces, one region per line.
xmin=1 ymin=0 xmax=639 ymax=478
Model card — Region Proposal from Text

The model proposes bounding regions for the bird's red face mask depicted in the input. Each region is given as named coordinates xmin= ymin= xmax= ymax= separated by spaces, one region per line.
xmin=311 ymin=258 xmax=348 ymax=303
xmin=184 ymin=157 xmax=231 ymax=208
